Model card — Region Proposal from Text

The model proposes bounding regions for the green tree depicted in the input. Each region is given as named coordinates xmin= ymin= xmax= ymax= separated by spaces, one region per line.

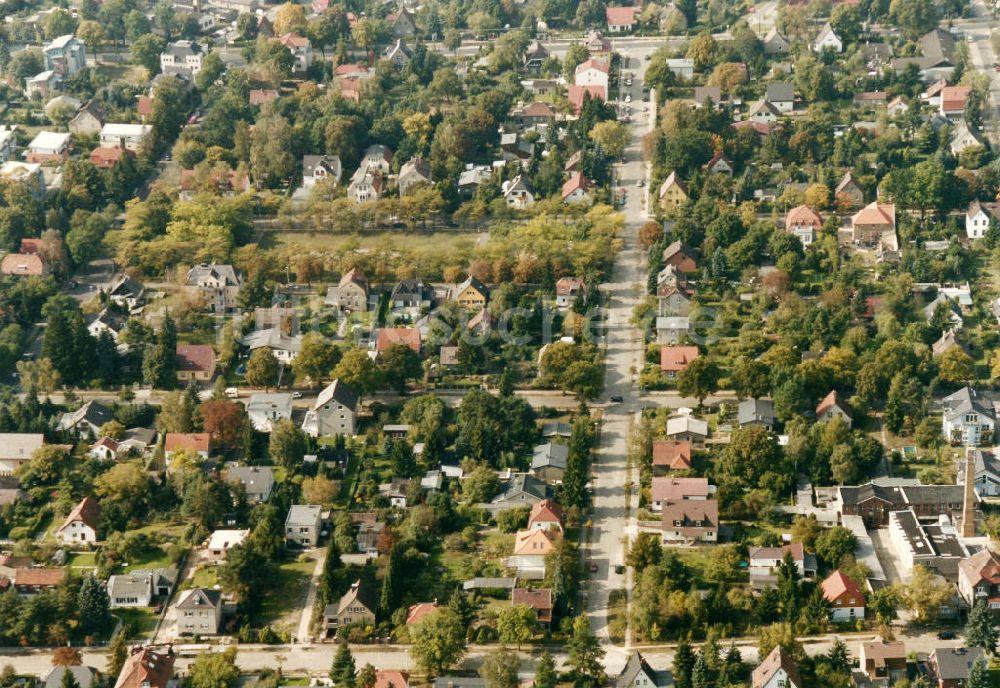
xmin=562 ymin=44 xmax=590 ymax=81
xmin=677 ymin=356 xmax=720 ymax=406
xmin=673 ymin=638 xmax=695 ymax=688
xmin=969 ymin=657 xmax=990 ymax=688
xmin=77 ymin=574 xmax=113 ymax=637
xmin=107 ymin=630 xmax=129 ymax=676
xmin=589 ymin=121 xmax=630 ymax=159
xmin=189 ymin=647 xmax=240 ymax=688
xmin=480 ymin=647 xmax=519 ymax=688
xmin=269 ymin=419 xmax=308 ymax=468
xmin=131 ymin=34 xmax=166 ymax=76
xmin=496 ymin=605 xmax=539 ymax=649
xmin=245 ymin=348 xmax=280 ymax=389
xmin=888 ymin=0 xmax=937 ymax=39
xmin=534 ymin=652 xmax=557 ymax=688
xmin=333 ymin=348 xmax=380 ymax=396
xmin=814 ymin=527 xmax=856 ymax=568
xmin=900 ymin=564 xmax=954 ymax=623
xmin=294 ymin=332 xmax=341 ymax=385
xmin=938 ymin=347 xmax=975 ymax=386
xmin=331 ymin=638 xmax=357 ymax=687
xmin=567 ymin=616 xmax=604 ymax=686
xmin=380 ymin=343 xmax=422 ymax=392
xmin=966 ymin=601 xmax=998 ymax=655
xmin=410 ymin=608 xmax=466 ymax=677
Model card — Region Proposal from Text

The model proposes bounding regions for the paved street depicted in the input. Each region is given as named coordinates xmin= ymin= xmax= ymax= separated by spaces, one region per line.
xmin=954 ymin=0 xmax=1000 ymax=139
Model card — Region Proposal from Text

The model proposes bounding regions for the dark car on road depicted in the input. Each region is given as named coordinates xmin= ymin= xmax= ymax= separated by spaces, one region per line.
xmin=610 ymin=395 xmax=624 ymax=403
xmin=937 ymin=630 xmax=956 ymax=640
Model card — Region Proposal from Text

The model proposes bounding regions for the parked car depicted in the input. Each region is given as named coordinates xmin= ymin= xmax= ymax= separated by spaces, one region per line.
xmin=610 ymin=395 xmax=624 ymax=403
xmin=937 ymin=630 xmax=956 ymax=640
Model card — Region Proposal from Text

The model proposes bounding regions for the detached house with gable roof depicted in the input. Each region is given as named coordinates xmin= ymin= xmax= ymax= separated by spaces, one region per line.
xmin=324 ymin=580 xmax=377 ymax=633
xmin=174 ymin=587 xmax=222 ymax=635
xmin=508 ymin=528 xmax=558 ymax=578
xmin=57 ymin=496 xmax=101 ymax=544
xmin=816 ymin=390 xmax=852 ymax=428
xmin=942 ymin=386 xmax=996 ymax=446
xmin=285 ymin=504 xmax=323 ymax=547
xmin=303 ymin=379 xmax=358 ymax=437
xmin=278 ymin=33 xmax=312 ymax=71
xmin=966 ymin=200 xmax=1000 ymax=240
xmin=958 ymin=548 xmax=1000 ymax=609
xmin=752 ymin=647 xmax=802 ymax=688
xmin=113 ymin=646 xmax=175 ymax=688
xmin=785 ymin=205 xmax=822 ymax=245
xmin=616 ymin=651 xmax=672 ymax=688
xmin=821 ymin=569 xmax=865 ymax=622
xmin=185 ymin=263 xmax=242 ymax=314
xmin=852 ymin=201 xmax=898 ymax=250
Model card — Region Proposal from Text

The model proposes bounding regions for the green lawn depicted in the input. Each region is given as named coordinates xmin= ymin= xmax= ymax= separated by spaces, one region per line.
xmin=190 ymin=565 xmax=220 ymax=589
xmin=66 ymin=552 xmax=97 ymax=568
xmin=115 ymin=608 xmax=160 ymax=639
xmin=259 ymin=558 xmax=316 ymax=631
xmin=124 ymin=546 xmax=173 ymax=573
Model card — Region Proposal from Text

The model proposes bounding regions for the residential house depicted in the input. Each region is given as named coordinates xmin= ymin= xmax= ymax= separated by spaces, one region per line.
xmin=242 ymin=327 xmax=302 ymax=364
xmin=324 ymin=580 xmax=377 ymax=633
xmin=693 ymin=85 xmax=723 ymax=108
xmin=13 ymin=568 xmax=66 ymax=593
xmin=656 ymin=315 xmax=689 ymax=344
xmin=484 ymin=474 xmax=548 ymax=515
xmin=659 ymin=345 xmax=699 ymax=377
xmin=508 ymin=528 xmax=557 ymax=578
xmin=752 ymin=647 xmax=802 ymax=688
xmin=664 ymin=58 xmax=694 ymax=79
xmin=69 ymin=100 xmax=106 ymax=136
xmin=958 ymin=448 xmax=1000 ymax=498
xmin=650 ymin=476 xmax=712 ymax=512
xmin=658 ymin=172 xmax=688 ymax=209
xmin=398 ymin=157 xmax=431 ymax=195
xmin=43 ymin=34 xmax=87 ymax=75
xmin=25 ymin=71 xmax=61 ymax=100
xmin=43 ymin=667 xmax=97 ymax=688
xmin=383 ymin=39 xmax=413 ymax=67
xmin=574 ymin=58 xmax=610 ymax=98
xmin=57 ymin=496 xmax=101 ymax=544
xmin=562 ymin=172 xmax=592 ymax=203
xmin=303 ymin=379 xmax=358 ymax=438
xmin=205 ymin=529 xmax=248 ymax=560
xmin=966 ymin=200 xmax=1000 ymax=240
xmin=927 ymin=647 xmax=985 ymax=688
xmin=390 ymin=278 xmax=435 ymax=315
xmin=246 ymin=394 xmax=292 ymax=433
xmin=0 ymin=250 xmax=48 ymax=277
xmin=888 ymin=96 xmax=909 ymax=115
xmin=859 ymin=638 xmax=907 ymax=686
xmin=113 ymin=646 xmax=175 ymax=688
xmin=854 ymin=91 xmax=887 ymax=109
xmin=958 ymin=548 xmax=1000 ymax=609
xmin=0 ymin=434 xmax=44 ymax=475
xmin=226 ymin=465 xmax=275 ymax=503
xmin=583 ymin=31 xmax=612 ymax=54
xmin=336 ymin=267 xmax=368 ymax=312
xmin=86 ymin=309 xmax=126 ymax=343
xmin=555 ymin=277 xmax=587 ymax=309
xmin=376 ymin=327 xmax=421 ymax=355
xmin=838 ymin=481 xmax=969 ymax=527
xmin=379 ymin=479 xmax=408 ymax=508
xmin=160 ymin=40 xmax=203 ymax=77
xmin=747 ymin=99 xmax=781 ymax=123
xmin=99 ymin=123 xmax=151 ymax=152
xmin=812 ymin=22 xmax=843 ymax=53
xmin=532 ymin=443 xmax=569 ymax=483
xmin=852 ymin=200 xmax=898 ymax=247
xmin=816 ymin=390 xmax=852 ymax=428
xmin=652 ymin=440 xmax=692 ymax=473
xmin=405 ymin=602 xmax=439 ymax=626
xmin=661 ymin=498 xmax=718 ymax=543
xmin=704 ymin=151 xmax=733 ymax=176
xmin=924 ymin=293 xmax=963 ymax=331
xmin=523 ymin=41 xmax=549 ymax=72
xmin=374 ymin=671 xmax=408 ymax=688
xmin=567 ymin=84 xmax=606 ymax=114
xmin=765 ymin=82 xmax=794 ymax=112
xmin=348 ymin=166 xmax=383 ymax=202
xmin=606 ymin=5 xmax=638 ymax=32
xmin=302 ymin=155 xmax=343 ymax=189
xmin=503 ymin=175 xmax=534 ymax=209
xmin=58 ymin=401 xmax=112 ymax=435
xmin=285 ymin=504 xmax=323 ymax=547
xmin=615 ymin=651 xmax=672 ymax=688
xmin=785 ymin=205 xmax=822 ymax=245
xmin=940 ymin=85 xmax=971 ymax=118
xmin=821 ymin=569 xmax=865 ymax=622
xmin=175 ymin=344 xmax=215 ymax=382
xmin=950 ymin=121 xmax=984 ymax=155
xmin=164 ymin=433 xmax=211 ymax=460
xmin=512 ymin=588 xmax=553 ymax=627
xmin=185 ymin=263 xmax=242 ymax=314
xmin=279 ymin=33 xmax=312 ymax=71
xmin=108 ymin=275 xmax=145 ymax=313
xmin=26 ymin=131 xmax=71 ymax=163
xmin=528 ymin=499 xmax=563 ymax=532
xmin=175 ymin=588 xmax=222 ymax=635
xmin=249 ymin=88 xmax=279 ymax=106
xmin=665 ymin=412 xmax=708 ymax=446
xmin=90 ymin=146 xmax=130 ymax=169
xmin=763 ymin=28 xmax=790 ymax=54
xmin=514 ymin=101 xmax=556 ymax=127
xmin=356 ymin=521 xmax=384 ymax=555
xmin=450 ymin=276 xmax=488 ymax=310
xmin=942 ymin=386 xmax=995 ymax=446
xmin=933 ymin=329 xmax=964 ymax=358
xmin=360 ymin=145 xmax=393 ymax=175
xmin=748 ymin=542 xmax=817 ymax=589
xmin=836 ymin=171 xmax=865 ymax=207
xmin=0 ymin=161 xmax=46 ymax=199
xmin=388 ymin=7 xmax=416 ymax=36
xmin=738 ymin=398 xmax=776 ymax=429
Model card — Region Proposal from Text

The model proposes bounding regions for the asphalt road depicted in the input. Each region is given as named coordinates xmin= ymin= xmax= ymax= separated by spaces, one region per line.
xmin=954 ymin=1 xmax=1000 ymax=140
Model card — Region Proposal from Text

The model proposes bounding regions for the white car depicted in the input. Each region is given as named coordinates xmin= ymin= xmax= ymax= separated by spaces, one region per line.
xmin=636 ymin=179 xmax=644 ymax=187
xmin=625 ymin=94 xmax=632 ymax=103
xmin=625 ymin=78 xmax=633 ymax=86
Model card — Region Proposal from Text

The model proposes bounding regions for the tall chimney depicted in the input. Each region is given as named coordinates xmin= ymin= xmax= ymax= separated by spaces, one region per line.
xmin=962 ymin=448 xmax=978 ymax=538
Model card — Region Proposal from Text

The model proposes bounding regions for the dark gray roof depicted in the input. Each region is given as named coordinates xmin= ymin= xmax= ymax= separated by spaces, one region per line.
xmin=434 ymin=679 xmax=487 ymax=688
xmin=942 ymin=387 xmax=994 ymax=423
xmin=493 ymin=473 xmax=548 ymax=503
xmin=919 ymin=28 xmax=956 ymax=67
xmin=765 ymin=82 xmax=794 ymax=103
xmin=227 ymin=465 xmax=275 ymax=497
xmin=532 ymin=443 xmax=569 ymax=470
xmin=391 ymin=278 xmax=434 ymax=301
xmin=932 ymin=647 xmax=984 ymax=680
xmin=315 ymin=379 xmax=359 ymax=411
xmin=44 ymin=666 xmax=96 ymax=688
xmin=738 ymin=398 xmax=775 ymax=425
xmin=176 ymin=587 xmax=221 ymax=610
xmin=617 ymin=651 xmax=672 ymax=688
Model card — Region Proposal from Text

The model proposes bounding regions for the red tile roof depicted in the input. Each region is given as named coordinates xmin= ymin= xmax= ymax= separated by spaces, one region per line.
xmin=651 ymin=476 xmax=709 ymax=502
xmin=405 ymin=602 xmax=439 ymax=625
xmin=652 ymin=440 xmax=692 ymax=470
xmin=376 ymin=328 xmax=421 ymax=353
xmin=528 ymin=498 xmax=564 ymax=526
xmin=785 ymin=204 xmax=822 ymax=230
xmin=821 ymin=569 xmax=864 ymax=604
xmin=164 ymin=432 xmax=211 ymax=453
xmin=175 ymin=344 xmax=215 ymax=373
xmin=373 ymin=672 xmax=408 ymax=688
xmin=940 ymin=85 xmax=971 ymax=112
xmin=1 ymin=253 xmax=46 ymax=276
xmin=14 ymin=567 xmax=66 ymax=587
xmin=90 ymin=146 xmax=127 ymax=168
xmin=561 ymin=172 xmax=589 ymax=199
xmin=567 ymin=85 xmax=606 ymax=113
xmin=114 ymin=647 xmax=175 ymax=688
xmin=249 ymin=89 xmax=279 ymax=106
xmin=660 ymin=346 xmax=699 ymax=372
xmin=606 ymin=5 xmax=638 ymax=25
xmin=511 ymin=587 xmax=552 ymax=610
xmin=279 ymin=32 xmax=309 ymax=49
xmin=58 ymin=496 xmax=101 ymax=533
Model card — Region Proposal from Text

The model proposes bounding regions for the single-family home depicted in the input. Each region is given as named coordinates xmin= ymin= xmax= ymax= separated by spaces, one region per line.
xmin=836 ymin=171 xmax=865 ymax=207
xmin=398 ymin=157 xmax=431 ymax=195
xmin=940 ymin=85 xmax=971 ymax=118
xmin=927 ymin=647 xmax=985 ymax=688
xmin=966 ymin=200 xmax=1000 ymax=240
xmin=752 ymin=647 xmax=802 ymax=688
xmin=108 ymin=275 xmax=145 ymax=313
xmin=99 ymin=123 xmax=151 ymax=152
xmin=950 ymin=121 xmax=985 ymax=155
xmin=278 ymin=33 xmax=312 ymax=71
xmin=583 ymin=31 xmax=612 ymax=54
xmin=205 ymin=529 xmax=249 ymax=560
xmin=503 ymin=175 xmax=535 ymax=209
xmin=859 ymin=638 xmax=908 ymax=686
xmin=958 ymin=448 xmax=1000 ymax=498
xmin=43 ymin=34 xmax=87 ymax=75
xmin=226 ymin=465 xmax=275 ymax=503
xmin=13 ymin=568 xmax=66 ymax=593
xmin=816 ymin=390 xmax=852 ymax=428
xmin=56 ymin=496 xmax=101 ymax=544
xmin=574 ymin=60 xmax=611 ymax=91
xmin=185 ymin=263 xmax=242 ymax=314
xmin=556 ymin=277 xmax=587 ymax=309
xmin=532 ymin=443 xmax=569 ymax=483
xmin=0 ymin=249 xmax=48 ymax=277
xmin=650 ymin=476 xmax=712 ymax=512
xmin=336 ymin=267 xmax=368 ymax=312
xmin=821 ymin=569 xmax=865 ymax=622
xmin=508 ymin=528 xmax=557 ymax=578
xmin=0 ymin=126 xmax=15 ymax=164
xmin=652 ymin=440 xmax=692 ymax=473
xmin=567 ymin=84 xmax=606 ymax=114
xmin=302 ymin=155 xmax=342 ymax=189
xmin=738 ymin=398 xmax=776 ymax=429
xmin=958 ymin=547 xmax=1000 ymax=609
xmin=664 ymin=58 xmax=694 ymax=79
xmin=115 ymin=646 xmax=175 ymax=688
xmin=661 ymin=498 xmax=717 ymax=543
xmin=659 ymin=345 xmax=699 ymax=376
xmin=528 ymin=499 xmax=563 ymax=532
xmin=246 ymin=394 xmax=292 ymax=433
xmin=25 ymin=70 xmax=61 ymax=100
xmin=175 ymin=587 xmax=223 ymax=635
xmin=90 ymin=146 xmax=130 ymax=169
xmin=0 ymin=160 xmax=45 ymax=198
xmin=812 ymin=22 xmax=843 ymax=53
xmin=785 ymin=205 xmax=822 ymax=245
xmin=68 ymin=100 xmax=106 ymax=135
xmin=405 ymin=602 xmax=440 ymax=626
xmin=763 ymin=28 xmax=790 ymax=54
xmin=164 ymin=432 xmax=211 ymax=460
xmin=765 ymin=82 xmax=794 ymax=112
xmin=175 ymin=344 xmax=215 ymax=382
xmin=747 ymin=98 xmax=781 ymax=123
xmin=242 ymin=327 xmax=302 ymax=364
xmin=160 ymin=40 xmax=203 ymax=77
xmin=658 ymin=172 xmax=688 ymax=209
xmin=748 ymin=542 xmax=817 ymax=589
xmin=512 ymin=587 xmax=553 ymax=627
xmin=704 ymin=151 xmax=733 ymax=176
xmin=942 ymin=386 xmax=995 ymax=446
xmin=390 ymin=278 xmax=435 ymax=315
xmin=523 ymin=41 xmax=549 ymax=72
xmin=376 ymin=327 xmax=422 ymax=355
xmin=616 ymin=651 xmax=672 ymax=688
xmin=383 ymin=38 xmax=413 ymax=67
xmin=58 ymin=401 xmax=113 ymax=435
xmin=43 ymin=667 xmax=96 ymax=688
xmin=606 ymin=6 xmax=638 ymax=32
xmin=483 ymin=474 xmax=549 ymax=515
xmin=285 ymin=504 xmax=323 ymax=547
xmin=323 ymin=580 xmax=377 ymax=633
xmin=26 ymin=131 xmax=71 ymax=163
xmin=86 ymin=309 xmax=126 ymax=343
xmin=452 ymin=276 xmax=490 ymax=309
xmin=0 ymin=434 xmax=44 ymax=475
xmin=348 ymin=166 xmax=383 ymax=202
xmin=562 ymin=172 xmax=592 ymax=203
xmin=693 ymin=86 xmax=723 ymax=109
xmin=665 ymin=412 xmax=708 ymax=446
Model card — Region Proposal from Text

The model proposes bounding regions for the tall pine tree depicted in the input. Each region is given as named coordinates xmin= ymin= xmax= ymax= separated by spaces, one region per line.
xmin=330 ymin=637 xmax=357 ymax=687
xmin=78 ymin=574 xmax=112 ymax=637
